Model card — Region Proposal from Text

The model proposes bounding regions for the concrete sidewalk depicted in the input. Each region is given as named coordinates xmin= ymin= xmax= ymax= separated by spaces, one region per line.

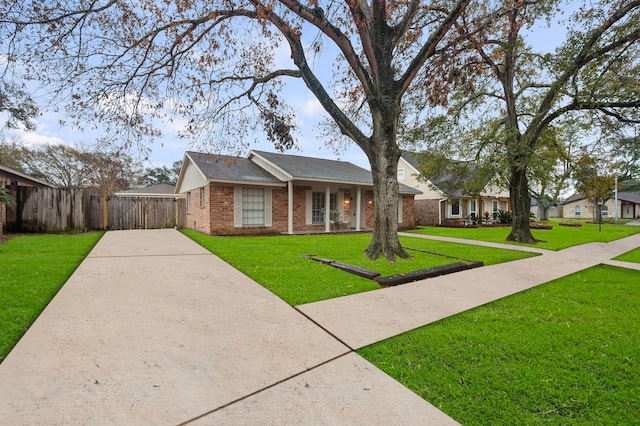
xmin=1 ymin=229 xmax=639 ymax=424
xmin=0 ymin=230 xmax=456 ymax=425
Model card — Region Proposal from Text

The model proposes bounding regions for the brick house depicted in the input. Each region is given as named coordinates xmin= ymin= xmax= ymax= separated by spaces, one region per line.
xmin=175 ymin=150 xmax=421 ymax=235
xmin=397 ymin=151 xmax=510 ymax=226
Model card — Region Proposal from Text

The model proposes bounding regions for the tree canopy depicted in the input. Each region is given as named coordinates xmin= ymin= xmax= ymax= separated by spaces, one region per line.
xmin=1 ymin=0 xmax=481 ymax=260
xmin=404 ymin=0 xmax=640 ymax=241
xmin=2 ymin=0 xmax=639 ymax=254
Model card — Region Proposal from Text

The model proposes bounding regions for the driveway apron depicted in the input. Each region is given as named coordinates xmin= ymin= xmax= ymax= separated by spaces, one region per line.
xmin=0 ymin=229 xmax=456 ymax=425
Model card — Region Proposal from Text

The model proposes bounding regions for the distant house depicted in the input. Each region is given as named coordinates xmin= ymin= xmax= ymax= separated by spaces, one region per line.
xmin=175 ymin=150 xmax=421 ymax=235
xmin=114 ymin=183 xmax=177 ymax=198
xmin=1 ymin=164 xmax=56 ymax=237
xmin=530 ymin=197 xmax=563 ymax=219
xmin=398 ymin=152 xmax=510 ymax=226
xmin=562 ymin=192 xmax=640 ymax=220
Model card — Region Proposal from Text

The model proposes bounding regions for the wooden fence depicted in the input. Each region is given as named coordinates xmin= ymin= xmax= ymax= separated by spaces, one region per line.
xmin=5 ymin=186 xmax=186 ymax=233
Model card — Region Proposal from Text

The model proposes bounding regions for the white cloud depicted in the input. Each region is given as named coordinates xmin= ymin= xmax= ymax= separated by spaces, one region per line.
xmin=302 ymin=99 xmax=324 ymax=117
xmin=8 ymin=128 xmax=65 ymax=147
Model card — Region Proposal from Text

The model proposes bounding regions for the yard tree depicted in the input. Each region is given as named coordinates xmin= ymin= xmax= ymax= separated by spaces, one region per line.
xmin=573 ymin=152 xmax=617 ymax=222
xmin=408 ymin=0 xmax=640 ymax=243
xmin=18 ymin=144 xmax=141 ymax=194
xmin=0 ymin=0 xmax=479 ymax=261
xmin=140 ymin=161 xmax=183 ymax=187
xmin=0 ymin=81 xmax=38 ymax=133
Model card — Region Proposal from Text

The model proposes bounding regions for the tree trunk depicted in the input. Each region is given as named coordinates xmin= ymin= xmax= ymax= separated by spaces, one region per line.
xmin=364 ymin=144 xmax=412 ymax=262
xmin=506 ymin=167 xmax=537 ymax=243
xmin=362 ymin=97 xmax=412 ymax=262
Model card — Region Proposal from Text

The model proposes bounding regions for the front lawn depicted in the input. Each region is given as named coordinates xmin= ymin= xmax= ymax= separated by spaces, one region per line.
xmin=408 ymin=221 xmax=640 ymax=250
xmin=183 ymin=230 xmax=536 ymax=306
xmin=0 ymin=232 xmax=103 ymax=363
xmin=614 ymin=246 xmax=640 ymax=263
xmin=358 ymin=264 xmax=640 ymax=425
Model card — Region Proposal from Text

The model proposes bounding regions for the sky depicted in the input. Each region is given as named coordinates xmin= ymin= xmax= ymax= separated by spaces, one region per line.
xmin=3 ymin=4 xmax=571 ymax=173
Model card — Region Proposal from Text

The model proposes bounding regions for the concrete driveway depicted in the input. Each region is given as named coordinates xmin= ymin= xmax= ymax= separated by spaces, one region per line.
xmin=0 ymin=230 xmax=456 ymax=425
xmin=1 ymin=229 xmax=639 ymax=424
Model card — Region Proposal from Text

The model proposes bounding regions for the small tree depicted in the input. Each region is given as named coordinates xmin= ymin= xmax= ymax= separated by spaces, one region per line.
xmin=573 ymin=152 xmax=617 ymax=222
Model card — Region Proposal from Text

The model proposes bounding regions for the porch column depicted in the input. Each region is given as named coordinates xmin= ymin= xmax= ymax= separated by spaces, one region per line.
xmin=355 ymin=186 xmax=361 ymax=231
xmin=287 ymin=181 xmax=293 ymax=234
xmin=325 ymin=185 xmax=331 ymax=232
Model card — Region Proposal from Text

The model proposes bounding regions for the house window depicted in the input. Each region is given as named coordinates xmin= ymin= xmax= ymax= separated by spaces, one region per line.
xmin=450 ymin=199 xmax=461 ymax=217
xmin=242 ymin=188 xmax=265 ymax=225
xmin=187 ymin=191 xmax=192 ymax=214
xmin=601 ymin=205 xmax=609 ymax=217
xmin=312 ymin=191 xmax=337 ymax=223
xmin=575 ymin=206 xmax=581 ymax=216
xmin=469 ymin=199 xmax=477 ymax=217
xmin=397 ymin=168 xmax=405 ymax=181
xmin=200 ymin=187 xmax=205 ymax=207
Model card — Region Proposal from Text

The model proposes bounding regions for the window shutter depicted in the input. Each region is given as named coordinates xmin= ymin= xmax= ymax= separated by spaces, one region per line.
xmin=264 ymin=189 xmax=272 ymax=227
xmin=234 ymin=187 xmax=243 ymax=227
xmin=305 ymin=190 xmax=312 ymax=225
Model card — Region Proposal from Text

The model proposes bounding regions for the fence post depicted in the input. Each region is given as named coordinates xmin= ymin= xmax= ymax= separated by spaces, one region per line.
xmin=102 ymin=194 xmax=108 ymax=230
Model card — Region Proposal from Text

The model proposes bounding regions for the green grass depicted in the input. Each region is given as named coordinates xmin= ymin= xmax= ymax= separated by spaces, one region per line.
xmin=614 ymin=247 xmax=640 ymax=263
xmin=0 ymin=232 xmax=103 ymax=363
xmin=358 ymin=265 xmax=640 ymax=425
xmin=408 ymin=220 xmax=640 ymax=250
xmin=182 ymin=230 xmax=536 ymax=306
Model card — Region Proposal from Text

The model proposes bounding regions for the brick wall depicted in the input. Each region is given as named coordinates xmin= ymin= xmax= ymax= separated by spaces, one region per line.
xmin=415 ymin=199 xmax=441 ymax=226
xmin=182 ymin=184 xmax=419 ymax=235
xmin=399 ymin=195 xmax=416 ymax=230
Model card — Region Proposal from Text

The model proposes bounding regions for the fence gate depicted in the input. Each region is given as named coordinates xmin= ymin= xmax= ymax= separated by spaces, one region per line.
xmin=106 ymin=197 xmax=182 ymax=230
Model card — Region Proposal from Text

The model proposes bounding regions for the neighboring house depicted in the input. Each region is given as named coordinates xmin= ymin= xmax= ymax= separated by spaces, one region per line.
xmin=175 ymin=150 xmax=421 ymax=235
xmin=562 ymin=192 xmax=640 ymax=220
xmin=114 ymin=183 xmax=178 ymax=198
xmin=1 ymin=164 xmax=56 ymax=236
xmin=398 ymin=152 xmax=510 ymax=226
xmin=530 ymin=197 xmax=563 ymax=219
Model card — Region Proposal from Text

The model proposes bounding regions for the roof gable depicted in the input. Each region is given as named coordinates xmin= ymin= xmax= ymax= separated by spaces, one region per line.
xmin=400 ymin=151 xmax=502 ymax=197
xmin=178 ymin=152 xmax=283 ymax=191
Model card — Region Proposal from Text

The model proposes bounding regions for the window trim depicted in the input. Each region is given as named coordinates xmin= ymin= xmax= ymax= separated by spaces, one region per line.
xmin=311 ymin=191 xmax=337 ymax=224
xmin=449 ymin=198 xmax=461 ymax=218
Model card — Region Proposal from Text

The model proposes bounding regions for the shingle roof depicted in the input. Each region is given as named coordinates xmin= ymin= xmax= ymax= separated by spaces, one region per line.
xmin=115 ymin=183 xmax=176 ymax=197
xmin=250 ymin=150 xmax=373 ymax=184
xmin=617 ymin=191 xmax=640 ymax=203
xmin=250 ymin=150 xmax=421 ymax=194
xmin=0 ymin=164 xmax=56 ymax=188
xmin=187 ymin=152 xmax=283 ymax=185
xmin=401 ymin=151 xmax=489 ymax=196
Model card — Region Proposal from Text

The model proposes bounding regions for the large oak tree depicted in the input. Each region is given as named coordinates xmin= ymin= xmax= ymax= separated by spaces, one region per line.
xmin=409 ymin=0 xmax=640 ymax=243
xmin=1 ymin=0 xmax=478 ymax=261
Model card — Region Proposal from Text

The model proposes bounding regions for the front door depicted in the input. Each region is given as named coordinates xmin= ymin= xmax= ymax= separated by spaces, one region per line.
xmin=622 ymin=204 xmax=635 ymax=219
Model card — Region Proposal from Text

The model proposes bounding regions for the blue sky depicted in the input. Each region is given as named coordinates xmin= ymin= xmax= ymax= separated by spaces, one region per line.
xmin=4 ymin=6 xmax=570 ymax=172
